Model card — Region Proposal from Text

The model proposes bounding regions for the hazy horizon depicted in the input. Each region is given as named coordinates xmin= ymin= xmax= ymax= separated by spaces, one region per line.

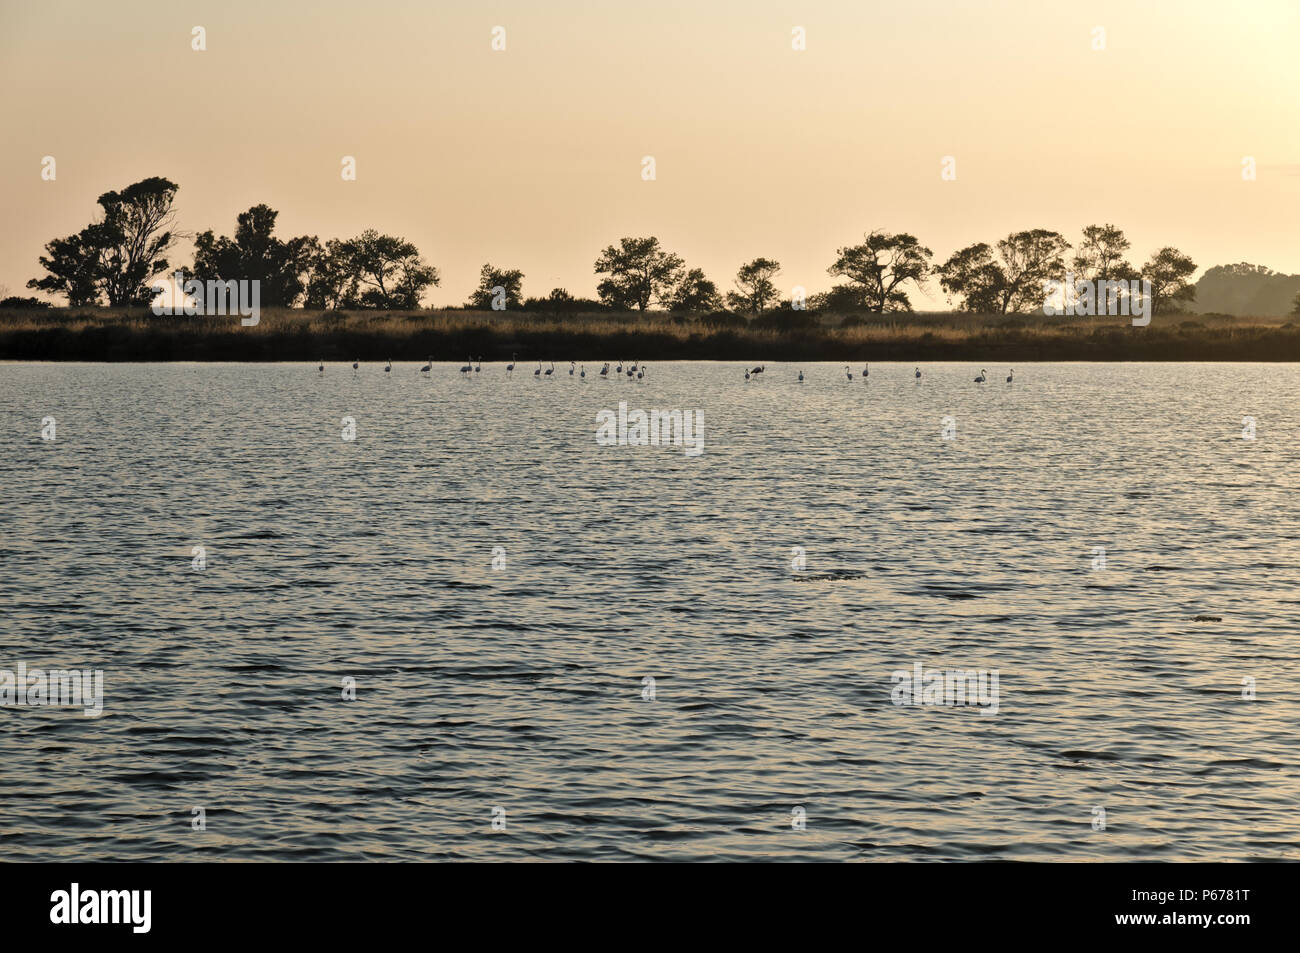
xmin=3 ymin=0 xmax=1298 ymax=308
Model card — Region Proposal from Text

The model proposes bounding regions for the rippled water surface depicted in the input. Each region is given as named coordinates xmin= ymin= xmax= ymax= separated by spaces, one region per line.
xmin=2 ymin=361 xmax=1298 ymax=861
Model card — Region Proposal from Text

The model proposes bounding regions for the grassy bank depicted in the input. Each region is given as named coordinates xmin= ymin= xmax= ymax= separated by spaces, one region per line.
xmin=2 ymin=307 xmax=1298 ymax=361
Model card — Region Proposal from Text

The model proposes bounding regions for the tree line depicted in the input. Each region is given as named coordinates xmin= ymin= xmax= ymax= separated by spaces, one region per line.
xmin=25 ymin=176 xmax=1205 ymax=317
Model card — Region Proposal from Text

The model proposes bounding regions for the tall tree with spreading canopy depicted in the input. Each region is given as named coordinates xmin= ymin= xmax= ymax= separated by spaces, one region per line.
xmin=726 ymin=258 xmax=781 ymax=314
xmin=938 ymin=229 xmax=1069 ymax=313
xmin=28 ymin=176 xmax=180 ymax=306
xmin=826 ymin=230 xmax=932 ymax=313
xmin=190 ymin=204 xmax=317 ymax=306
xmin=593 ymin=237 xmax=684 ymax=311
xmin=666 ymin=268 xmax=721 ymax=312
xmin=335 ymin=230 xmax=439 ymax=309
xmin=467 ymin=264 xmax=525 ymax=310
xmin=1142 ymin=247 xmax=1197 ymax=315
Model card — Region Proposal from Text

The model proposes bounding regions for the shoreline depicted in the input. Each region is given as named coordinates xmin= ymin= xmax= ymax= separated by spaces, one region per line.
xmin=3 ymin=307 xmax=1297 ymax=362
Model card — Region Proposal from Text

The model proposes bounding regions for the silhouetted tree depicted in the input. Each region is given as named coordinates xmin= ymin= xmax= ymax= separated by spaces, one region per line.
xmin=28 ymin=176 xmax=179 ymax=306
xmin=467 ymin=264 xmax=525 ymax=310
xmin=726 ymin=258 xmax=781 ymax=314
xmin=330 ymin=230 xmax=439 ymax=309
xmin=594 ymin=237 xmax=684 ymax=311
xmin=190 ymin=204 xmax=316 ymax=306
xmin=938 ymin=229 xmax=1068 ymax=313
xmin=667 ymin=268 xmax=721 ymax=312
xmin=1142 ymin=247 xmax=1197 ymax=315
xmin=827 ymin=230 xmax=932 ymax=313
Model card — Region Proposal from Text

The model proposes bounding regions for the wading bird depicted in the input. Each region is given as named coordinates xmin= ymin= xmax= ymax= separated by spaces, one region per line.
xmin=974 ymin=369 xmax=987 ymax=383
xmin=798 ymin=370 xmax=804 ymax=382
xmin=420 ymin=357 xmax=432 ymax=373
xmin=506 ymin=354 xmax=516 ymax=375
xmin=1006 ymin=369 xmax=1014 ymax=383
xmin=534 ymin=362 xmax=542 ymax=378
xmin=460 ymin=357 xmax=472 ymax=375
xmin=845 ymin=366 xmax=852 ymax=381
xmin=569 ymin=361 xmax=576 ymax=376
xmin=544 ymin=361 xmax=555 ymax=377
xmin=318 ymin=360 xmax=324 ymax=373
xmin=862 ymin=363 xmax=869 ymax=379
xmin=580 ymin=365 xmax=586 ymax=379
xmin=352 ymin=359 xmax=359 ymax=371
xmin=385 ymin=360 xmax=391 ymax=373
xmin=915 ymin=367 xmax=921 ymax=379
xmin=475 ymin=358 xmax=482 ymax=374
xmin=637 ymin=365 xmax=645 ymax=380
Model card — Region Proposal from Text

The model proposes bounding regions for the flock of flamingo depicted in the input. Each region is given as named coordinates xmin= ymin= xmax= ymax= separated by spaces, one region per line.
xmin=316 ymin=358 xmax=1015 ymax=384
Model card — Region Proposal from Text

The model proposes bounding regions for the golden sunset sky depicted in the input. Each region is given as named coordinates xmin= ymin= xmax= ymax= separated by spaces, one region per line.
xmin=2 ymin=0 xmax=1297 ymax=307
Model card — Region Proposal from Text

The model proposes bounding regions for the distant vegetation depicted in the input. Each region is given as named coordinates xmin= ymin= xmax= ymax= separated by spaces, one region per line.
xmin=17 ymin=175 xmax=1298 ymax=340
xmin=1189 ymin=263 xmax=1300 ymax=317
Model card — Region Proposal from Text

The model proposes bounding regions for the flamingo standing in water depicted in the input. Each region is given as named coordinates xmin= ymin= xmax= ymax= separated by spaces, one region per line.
xmin=797 ymin=370 xmax=804 ymax=383
xmin=600 ymin=362 xmax=609 ymax=378
xmin=569 ymin=361 xmax=576 ymax=376
xmin=506 ymin=354 xmax=516 ymax=375
xmin=384 ymin=359 xmax=391 ymax=373
xmin=460 ymin=357 xmax=472 ymax=375
xmin=745 ymin=368 xmax=751 ymax=381
xmin=475 ymin=357 xmax=482 ymax=374
xmin=637 ymin=365 xmax=645 ymax=381
xmin=580 ymin=364 xmax=586 ymax=379
xmin=845 ymin=366 xmax=853 ymax=382
xmin=352 ymin=359 xmax=359 ymax=372
xmin=914 ymin=367 xmax=921 ymax=380
xmin=1006 ymin=369 xmax=1014 ymax=383
xmin=420 ymin=357 xmax=432 ymax=374
xmin=862 ymin=363 xmax=869 ymax=379
xmin=544 ymin=361 xmax=555 ymax=377
xmin=318 ymin=360 xmax=324 ymax=373
xmin=974 ymin=369 xmax=987 ymax=383
xmin=534 ymin=362 xmax=542 ymax=378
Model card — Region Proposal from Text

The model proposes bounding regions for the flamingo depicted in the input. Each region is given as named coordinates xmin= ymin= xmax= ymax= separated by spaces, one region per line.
xmin=569 ymin=361 xmax=575 ymax=376
xmin=637 ymin=365 xmax=645 ymax=380
xmin=420 ymin=356 xmax=432 ymax=374
xmin=580 ymin=364 xmax=586 ymax=379
xmin=797 ymin=370 xmax=804 ymax=383
xmin=318 ymin=360 xmax=324 ymax=373
xmin=745 ymin=369 xmax=751 ymax=381
xmin=862 ymin=363 xmax=869 ymax=379
xmin=750 ymin=366 xmax=764 ymax=377
xmin=460 ymin=357 xmax=472 ymax=375
xmin=506 ymin=354 xmax=516 ymax=375
xmin=1006 ymin=369 xmax=1014 ymax=383
xmin=534 ymin=362 xmax=542 ymax=378
xmin=384 ymin=359 xmax=392 ymax=373
xmin=352 ymin=359 xmax=359 ymax=371
xmin=615 ymin=361 xmax=623 ymax=375
xmin=544 ymin=361 xmax=555 ymax=377
xmin=845 ymin=366 xmax=853 ymax=381
xmin=974 ymin=369 xmax=987 ymax=383
xmin=600 ymin=362 xmax=609 ymax=378
xmin=475 ymin=357 xmax=482 ymax=374
xmin=914 ymin=367 xmax=921 ymax=379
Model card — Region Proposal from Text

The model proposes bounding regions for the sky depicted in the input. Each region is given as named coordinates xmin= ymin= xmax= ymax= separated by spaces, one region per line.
xmin=2 ymin=0 xmax=1298 ymax=308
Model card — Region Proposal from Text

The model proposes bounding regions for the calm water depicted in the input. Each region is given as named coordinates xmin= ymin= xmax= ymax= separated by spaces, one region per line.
xmin=2 ymin=361 xmax=1297 ymax=861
